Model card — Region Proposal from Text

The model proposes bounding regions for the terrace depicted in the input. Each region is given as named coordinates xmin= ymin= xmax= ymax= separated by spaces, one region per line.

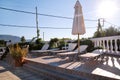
xmin=0 ymin=36 xmax=120 ymax=80
xmin=24 ymin=36 xmax=120 ymax=80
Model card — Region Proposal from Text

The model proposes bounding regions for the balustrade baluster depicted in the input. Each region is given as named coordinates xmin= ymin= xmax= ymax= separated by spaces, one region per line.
xmin=110 ymin=40 xmax=113 ymax=52
xmin=103 ymin=40 xmax=105 ymax=49
xmin=97 ymin=41 xmax=99 ymax=47
xmin=115 ymin=39 xmax=118 ymax=53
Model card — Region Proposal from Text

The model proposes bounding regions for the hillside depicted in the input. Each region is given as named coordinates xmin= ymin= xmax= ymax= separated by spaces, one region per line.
xmin=0 ymin=35 xmax=21 ymax=43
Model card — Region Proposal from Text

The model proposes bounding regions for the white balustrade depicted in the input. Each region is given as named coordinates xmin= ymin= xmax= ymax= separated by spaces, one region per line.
xmin=91 ymin=36 xmax=120 ymax=54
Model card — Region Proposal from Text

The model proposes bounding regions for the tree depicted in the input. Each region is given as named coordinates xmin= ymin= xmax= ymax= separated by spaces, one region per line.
xmin=93 ymin=26 xmax=120 ymax=38
xmin=104 ymin=26 xmax=120 ymax=36
xmin=21 ymin=36 xmax=26 ymax=43
xmin=35 ymin=38 xmax=42 ymax=44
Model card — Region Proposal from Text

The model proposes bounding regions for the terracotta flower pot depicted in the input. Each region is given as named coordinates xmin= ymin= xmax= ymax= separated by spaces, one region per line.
xmin=14 ymin=57 xmax=25 ymax=67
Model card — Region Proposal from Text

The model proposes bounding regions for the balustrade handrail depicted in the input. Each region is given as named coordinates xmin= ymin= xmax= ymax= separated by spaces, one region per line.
xmin=91 ymin=35 xmax=120 ymax=41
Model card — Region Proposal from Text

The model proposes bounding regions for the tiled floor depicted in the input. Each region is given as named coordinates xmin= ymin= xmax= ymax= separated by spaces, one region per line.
xmin=26 ymin=55 xmax=120 ymax=80
xmin=0 ymin=61 xmax=48 ymax=80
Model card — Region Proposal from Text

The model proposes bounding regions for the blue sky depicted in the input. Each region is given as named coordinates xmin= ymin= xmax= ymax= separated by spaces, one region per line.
xmin=0 ymin=0 xmax=120 ymax=41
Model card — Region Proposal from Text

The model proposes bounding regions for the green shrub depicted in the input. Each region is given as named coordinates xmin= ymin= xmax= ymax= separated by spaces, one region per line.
xmin=74 ymin=38 xmax=94 ymax=52
xmin=29 ymin=43 xmax=44 ymax=50
xmin=58 ymin=40 xmax=66 ymax=50
xmin=80 ymin=39 xmax=94 ymax=52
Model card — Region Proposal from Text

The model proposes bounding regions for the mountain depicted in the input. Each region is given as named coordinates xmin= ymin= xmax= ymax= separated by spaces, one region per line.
xmin=0 ymin=35 xmax=21 ymax=43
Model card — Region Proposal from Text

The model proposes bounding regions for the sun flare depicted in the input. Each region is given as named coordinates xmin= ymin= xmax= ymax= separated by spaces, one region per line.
xmin=97 ymin=0 xmax=118 ymax=18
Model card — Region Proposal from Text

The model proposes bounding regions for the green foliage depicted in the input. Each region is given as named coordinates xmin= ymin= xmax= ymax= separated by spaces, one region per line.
xmin=35 ymin=38 xmax=42 ymax=44
xmin=49 ymin=38 xmax=59 ymax=49
xmin=104 ymin=26 xmax=120 ymax=36
xmin=74 ymin=38 xmax=94 ymax=52
xmin=93 ymin=26 xmax=120 ymax=38
xmin=93 ymin=31 xmax=105 ymax=38
xmin=0 ymin=40 xmax=6 ymax=47
xmin=80 ymin=38 xmax=94 ymax=52
xmin=29 ymin=43 xmax=44 ymax=50
xmin=58 ymin=39 xmax=66 ymax=50
xmin=28 ymin=38 xmax=44 ymax=50
xmin=21 ymin=36 xmax=26 ymax=43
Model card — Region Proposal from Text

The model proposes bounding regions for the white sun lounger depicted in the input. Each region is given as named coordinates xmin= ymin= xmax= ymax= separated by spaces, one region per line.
xmin=79 ymin=49 xmax=106 ymax=61
xmin=49 ymin=43 xmax=77 ymax=55
xmin=56 ymin=45 xmax=88 ymax=59
xmin=31 ymin=43 xmax=50 ymax=53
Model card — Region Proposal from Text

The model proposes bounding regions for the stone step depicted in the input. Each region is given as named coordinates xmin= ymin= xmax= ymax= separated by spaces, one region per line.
xmin=23 ymin=61 xmax=88 ymax=80
xmin=24 ymin=59 xmax=118 ymax=80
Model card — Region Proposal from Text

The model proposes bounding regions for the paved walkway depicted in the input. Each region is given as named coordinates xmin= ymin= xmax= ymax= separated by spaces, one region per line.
xmin=0 ymin=61 xmax=48 ymax=80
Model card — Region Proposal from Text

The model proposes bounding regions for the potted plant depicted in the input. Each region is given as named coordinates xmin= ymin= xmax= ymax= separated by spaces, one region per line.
xmin=9 ymin=44 xmax=28 ymax=67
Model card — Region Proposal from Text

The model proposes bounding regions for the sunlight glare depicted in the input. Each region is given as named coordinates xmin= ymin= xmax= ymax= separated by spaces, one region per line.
xmin=97 ymin=0 xmax=118 ymax=18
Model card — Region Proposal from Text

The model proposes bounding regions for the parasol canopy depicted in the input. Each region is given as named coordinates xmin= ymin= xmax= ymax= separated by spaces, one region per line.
xmin=72 ymin=0 xmax=86 ymax=54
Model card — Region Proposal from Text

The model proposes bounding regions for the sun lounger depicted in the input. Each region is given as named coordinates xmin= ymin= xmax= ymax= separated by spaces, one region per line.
xmin=79 ymin=49 xmax=106 ymax=61
xmin=30 ymin=43 xmax=52 ymax=57
xmin=56 ymin=45 xmax=88 ymax=59
xmin=31 ymin=43 xmax=50 ymax=53
xmin=74 ymin=45 xmax=88 ymax=53
xmin=30 ymin=43 xmax=60 ymax=57
xmin=49 ymin=43 xmax=77 ymax=55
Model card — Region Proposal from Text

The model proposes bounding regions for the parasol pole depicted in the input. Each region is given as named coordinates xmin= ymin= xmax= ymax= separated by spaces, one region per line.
xmin=78 ymin=33 xmax=80 ymax=57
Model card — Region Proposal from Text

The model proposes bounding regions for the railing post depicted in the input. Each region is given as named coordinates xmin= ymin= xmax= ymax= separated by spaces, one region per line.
xmin=103 ymin=40 xmax=105 ymax=49
xmin=97 ymin=41 xmax=99 ymax=47
xmin=110 ymin=39 xmax=113 ymax=52
xmin=114 ymin=39 xmax=118 ymax=53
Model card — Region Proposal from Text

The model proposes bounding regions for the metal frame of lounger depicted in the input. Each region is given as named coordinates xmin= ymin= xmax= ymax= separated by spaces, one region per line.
xmin=78 ymin=52 xmax=105 ymax=62
xmin=56 ymin=52 xmax=77 ymax=59
xmin=56 ymin=45 xmax=88 ymax=60
xmin=49 ymin=50 xmax=72 ymax=55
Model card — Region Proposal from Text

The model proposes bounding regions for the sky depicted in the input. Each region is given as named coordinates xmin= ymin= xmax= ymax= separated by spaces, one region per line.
xmin=0 ymin=0 xmax=120 ymax=41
